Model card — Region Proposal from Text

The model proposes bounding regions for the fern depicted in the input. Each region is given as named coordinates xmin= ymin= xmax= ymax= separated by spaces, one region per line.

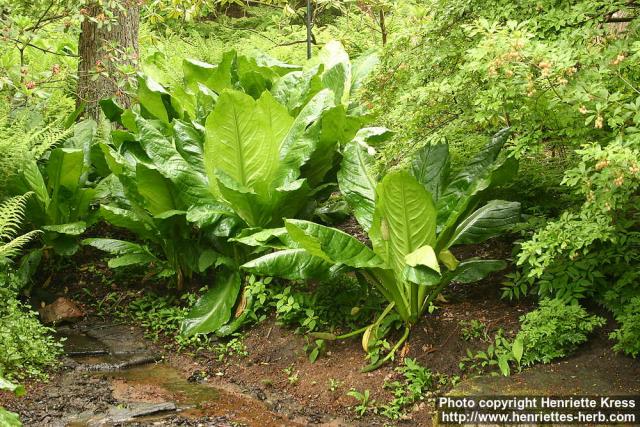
xmin=0 ymin=111 xmax=73 ymax=195
xmin=0 ymin=193 xmax=41 ymax=262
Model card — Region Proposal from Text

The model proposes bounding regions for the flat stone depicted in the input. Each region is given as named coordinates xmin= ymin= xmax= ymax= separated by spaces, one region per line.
xmin=76 ymin=353 xmax=161 ymax=372
xmin=39 ymin=297 xmax=85 ymax=324
xmin=108 ymin=402 xmax=177 ymax=422
xmin=86 ymin=324 xmax=149 ymax=355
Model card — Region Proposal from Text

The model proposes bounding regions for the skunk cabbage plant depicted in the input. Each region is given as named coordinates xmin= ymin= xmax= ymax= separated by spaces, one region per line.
xmin=243 ymin=129 xmax=520 ymax=370
xmin=85 ymin=42 xmax=381 ymax=336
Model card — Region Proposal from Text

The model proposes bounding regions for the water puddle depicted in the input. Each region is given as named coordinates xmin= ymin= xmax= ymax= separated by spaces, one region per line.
xmin=57 ymin=322 xmax=298 ymax=426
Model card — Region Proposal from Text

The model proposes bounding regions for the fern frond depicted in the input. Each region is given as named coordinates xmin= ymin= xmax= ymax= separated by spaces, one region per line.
xmin=0 ymin=193 xmax=33 ymax=242
xmin=0 ymin=112 xmax=72 ymax=196
xmin=30 ymin=124 xmax=74 ymax=159
xmin=0 ymin=230 xmax=41 ymax=260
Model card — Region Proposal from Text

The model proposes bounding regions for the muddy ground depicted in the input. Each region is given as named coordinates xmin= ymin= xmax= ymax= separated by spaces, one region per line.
xmin=2 ymin=239 xmax=640 ymax=426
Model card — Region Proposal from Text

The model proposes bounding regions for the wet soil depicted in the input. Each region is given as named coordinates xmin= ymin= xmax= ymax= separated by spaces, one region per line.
xmin=2 ymin=319 xmax=299 ymax=426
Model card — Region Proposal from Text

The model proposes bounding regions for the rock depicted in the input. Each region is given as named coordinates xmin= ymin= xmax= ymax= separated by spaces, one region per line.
xmin=108 ymin=402 xmax=177 ymax=422
xmin=39 ymin=297 xmax=85 ymax=324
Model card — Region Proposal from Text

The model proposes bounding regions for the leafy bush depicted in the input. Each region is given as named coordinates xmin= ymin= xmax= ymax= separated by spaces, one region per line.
xmin=0 ymin=194 xmax=62 ymax=381
xmin=516 ymin=299 xmax=605 ymax=366
xmin=366 ymin=1 xmax=640 ymax=186
xmin=512 ymin=139 xmax=640 ymax=356
xmin=610 ymin=297 xmax=640 ymax=358
xmin=244 ymin=129 xmax=520 ymax=370
xmin=0 ymin=288 xmax=63 ymax=381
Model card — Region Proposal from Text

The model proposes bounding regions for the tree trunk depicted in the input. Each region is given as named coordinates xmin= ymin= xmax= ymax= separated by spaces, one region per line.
xmin=76 ymin=0 xmax=139 ymax=120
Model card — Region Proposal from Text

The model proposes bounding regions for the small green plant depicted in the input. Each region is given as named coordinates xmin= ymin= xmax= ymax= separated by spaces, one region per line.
xmin=328 ymin=378 xmax=343 ymax=392
xmin=516 ymin=299 xmax=605 ymax=366
xmin=459 ymin=329 xmax=520 ymax=377
xmin=379 ymin=358 xmax=434 ymax=420
xmin=459 ymin=319 xmax=488 ymax=341
xmin=0 ymin=194 xmax=62 ymax=381
xmin=304 ymin=338 xmax=326 ymax=363
xmin=283 ymin=364 xmax=300 ymax=385
xmin=214 ymin=335 xmax=247 ymax=362
xmin=347 ymin=388 xmax=376 ymax=417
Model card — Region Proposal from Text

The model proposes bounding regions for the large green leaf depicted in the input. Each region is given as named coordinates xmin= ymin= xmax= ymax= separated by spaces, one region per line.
xmin=183 ymin=51 xmax=236 ymax=94
xmin=337 ymin=129 xmax=390 ymax=231
xmin=47 ymin=148 xmax=84 ymax=193
xmin=135 ymin=115 xmax=211 ymax=207
xmin=135 ymin=164 xmax=178 ymax=214
xmin=231 ymin=227 xmax=293 ymax=248
xmin=181 ymin=270 xmax=242 ymax=336
xmin=411 ymin=143 xmax=450 ymax=201
xmin=100 ymin=205 xmax=153 ymax=239
xmin=0 ymin=408 xmax=21 ymax=427
xmin=317 ymin=41 xmax=352 ymax=105
xmin=447 ymin=200 xmax=520 ymax=247
xmin=108 ymin=253 xmax=158 ymax=268
xmin=369 ymin=171 xmax=437 ymax=277
xmin=185 ymin=203 xmax=234 ymax=228
xmin=242 ymin=248 xmax=335 ymax=280
xmin=205 ymin=90 xmax=292 ymax=190
xmin=214 ymin=169 xmax=270 ymax=227
xmin=443 ymin=259 xmax=507 ymax=284
xmin=22 ymin=160 xmax=49 ymax=209
xmin=42 ymin=222 xmax=86 ymax=235
xmin=277 ymin=89 xmax=335 ymax=183
xmin=138 ymin=74 xmax=172 ymax=124
xmin=435 ymin=129 xmax=516 ymax=252
xmin=285 ymin=219 xmax=383 ymax=269
xmin=300 ymin=106 xmax=346 ymax=187
xmin=82 ymin=238 xmax=153 ymax=256
xmin=173 ymin=120 xmax=206 ymax=178
xmin=272 ymin=65 xmax=323 ymax=114
xmin=441 ymin=128 xmax=511 ymax=198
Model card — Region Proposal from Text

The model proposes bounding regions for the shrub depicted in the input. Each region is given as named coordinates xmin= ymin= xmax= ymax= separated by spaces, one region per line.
xmin=516 ymin=299 xmax=605 ymax=366
xmin=0 ymin=287 xmax=63 ymax=381
xmin=610 ymin=297 xmax=640 ymax=358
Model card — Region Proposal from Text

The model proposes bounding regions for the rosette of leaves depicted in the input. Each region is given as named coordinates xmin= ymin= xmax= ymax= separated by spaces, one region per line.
xmin=87 ymin=42 xmax=380 ymax=336
xmin=243 ymin=129 xmax=520 ymax=370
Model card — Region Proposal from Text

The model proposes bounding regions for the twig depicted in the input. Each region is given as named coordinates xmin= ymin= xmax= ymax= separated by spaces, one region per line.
xmin=11 ymin=39 xmax=78 ymax=57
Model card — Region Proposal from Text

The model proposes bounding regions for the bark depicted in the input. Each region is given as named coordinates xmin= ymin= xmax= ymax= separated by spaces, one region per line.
xmin=76 ymin=0 xmax=139 ymax=120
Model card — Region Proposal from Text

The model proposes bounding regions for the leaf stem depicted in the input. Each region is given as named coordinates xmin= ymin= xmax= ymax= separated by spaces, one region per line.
xmin=361 ymin=325 xmax=410 ymax=372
